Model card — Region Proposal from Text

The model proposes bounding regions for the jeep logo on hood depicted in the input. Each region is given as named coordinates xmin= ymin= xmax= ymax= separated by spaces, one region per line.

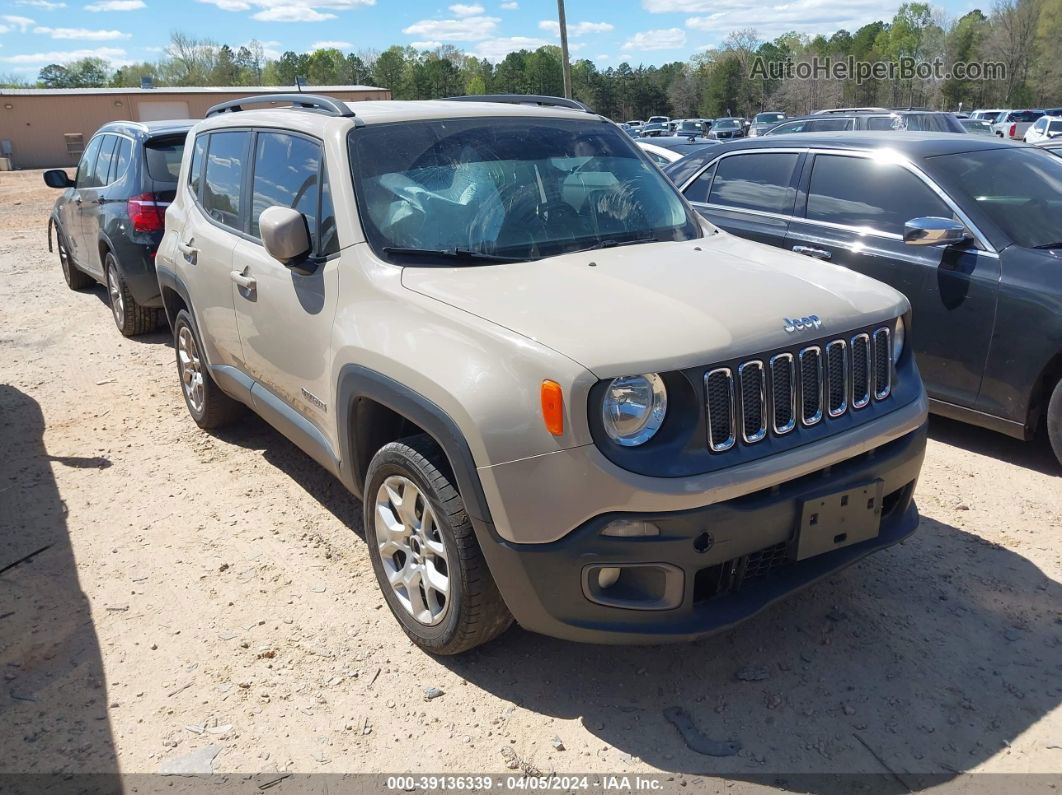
xmin=784 ymin=315 xmax=822 ymax=333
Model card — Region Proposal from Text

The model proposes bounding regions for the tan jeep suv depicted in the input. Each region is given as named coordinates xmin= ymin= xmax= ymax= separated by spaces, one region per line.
xmin=157 ymin=93 xmax=928 ymax=654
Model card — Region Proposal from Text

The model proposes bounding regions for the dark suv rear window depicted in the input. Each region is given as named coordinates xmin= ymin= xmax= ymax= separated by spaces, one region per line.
xmin=145 ymin=135 xmax=187 ymax=183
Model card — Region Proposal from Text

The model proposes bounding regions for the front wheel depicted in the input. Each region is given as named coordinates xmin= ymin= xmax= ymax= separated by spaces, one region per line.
xmin=364 ymin=435 xmax=512 ymax=654
xmin=57 ymin=226 xmax=92 ymax=291
xmin=1047 ymin=377 xmax=1062 ymax=469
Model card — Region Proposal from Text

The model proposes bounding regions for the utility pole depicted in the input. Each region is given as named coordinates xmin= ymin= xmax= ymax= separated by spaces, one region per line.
xmin=556 ymin=0 xmax=572 ymax=99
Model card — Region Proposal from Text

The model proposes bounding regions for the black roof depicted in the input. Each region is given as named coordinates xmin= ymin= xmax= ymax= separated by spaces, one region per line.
xmin=709 ymin=130 xmax=1024 ymax=158
xmin=98 ymin=119 xmax=196 ymax=138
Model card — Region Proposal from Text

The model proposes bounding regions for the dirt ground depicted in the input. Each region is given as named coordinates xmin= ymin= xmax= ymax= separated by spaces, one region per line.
xmin=1 ymin=168 xmax=1060 ymax=788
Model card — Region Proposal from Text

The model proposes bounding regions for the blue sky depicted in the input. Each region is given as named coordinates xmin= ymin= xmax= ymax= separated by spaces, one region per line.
xmin=0 ymin=0 xmax=976 ymax=76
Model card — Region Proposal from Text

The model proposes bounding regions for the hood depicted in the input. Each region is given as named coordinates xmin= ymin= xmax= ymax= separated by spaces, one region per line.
xmin=401 ymin=232 xmax=909 ymax=378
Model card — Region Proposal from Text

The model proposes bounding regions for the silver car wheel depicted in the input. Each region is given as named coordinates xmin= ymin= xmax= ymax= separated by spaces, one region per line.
xmin=375 ymin=475 xmax=450 ymax=626
xmin=177 ymin=325 xmax=205 ymax=414
xmin=107 ymin=263 xmax=124 ymax=328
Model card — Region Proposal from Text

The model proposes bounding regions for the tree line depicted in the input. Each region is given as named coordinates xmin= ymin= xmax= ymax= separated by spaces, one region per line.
xmin=6 ymin=0 xmax=1060 ymax=119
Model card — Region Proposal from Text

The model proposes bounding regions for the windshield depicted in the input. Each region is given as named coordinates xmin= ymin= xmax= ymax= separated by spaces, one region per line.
xmin=715 ymin=119 xmax=739 ymax=129
xmin=930 ymin=147 xmax=1062 ymax=248
xmin=677 ymin=121 xmax=702 ymax=131
xmin=755 ymin=113 xmax=784 ymax=123
xmin=348 ymin=117 xmax=702 ymax=263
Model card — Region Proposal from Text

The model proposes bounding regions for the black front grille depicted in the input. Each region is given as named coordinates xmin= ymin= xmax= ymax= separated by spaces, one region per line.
xmin=704 ymin=324 xmax=895 ymax=453
xmin=826 ymin=340 xmax=847 ymax=417
xmin=738 ymin=362 xmax=766 ymax=442
xmin=873 ymin=328 xmax=891 ymax=398
xmin=742 ymin=541 xmax=791 ymax=581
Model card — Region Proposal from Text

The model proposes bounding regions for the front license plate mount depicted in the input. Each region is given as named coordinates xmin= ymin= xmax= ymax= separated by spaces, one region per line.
xmin=795 ymin=480 xmax=884 ymax=561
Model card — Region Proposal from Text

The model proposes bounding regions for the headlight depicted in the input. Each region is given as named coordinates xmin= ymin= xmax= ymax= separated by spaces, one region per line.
xmin=893 ymin=317 xmax=906 ymax=363
xmin=602 ymin=373 xmax=667 ymax=446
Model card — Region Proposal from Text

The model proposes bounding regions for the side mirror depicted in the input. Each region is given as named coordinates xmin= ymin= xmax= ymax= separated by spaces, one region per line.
xmin=260 ymin=206 xmax=311 ymax=266
xmin=904 ymin=216 xmax=969 ymax=247
xmin=43 ymin=169 xmax=74 ymax=189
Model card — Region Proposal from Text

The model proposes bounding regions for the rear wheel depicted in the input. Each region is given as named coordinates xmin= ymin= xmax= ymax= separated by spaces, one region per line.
xmin=173 ymin=309 xmax=243 ymax=429
xmin=364 ymin=434 xmax=512 ymax=655
xmin=1047 ymin=377 xmax=1062 ymax=468
xmin=57 ymin=226 xmax=92 ymax=291
xmin=105 ymin=253 xmax=160 ymax=337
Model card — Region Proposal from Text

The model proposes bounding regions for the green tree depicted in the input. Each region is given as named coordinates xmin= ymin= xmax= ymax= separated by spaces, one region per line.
xmin=372 ymin=46 xmax=407 ymax=94
xmin=38 ymin=64 xmax=72 ymax=88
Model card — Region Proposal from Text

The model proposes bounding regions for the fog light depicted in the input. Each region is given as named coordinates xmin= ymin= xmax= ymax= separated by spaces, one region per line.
xmin=601 ymin=519 xmax=660 ymax=537
xmin=597 ymin=567 xmax=621 ymax=588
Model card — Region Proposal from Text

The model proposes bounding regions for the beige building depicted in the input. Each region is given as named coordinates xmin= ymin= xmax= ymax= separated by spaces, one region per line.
xmin=0 ymin=84 xmax=391 ymax=169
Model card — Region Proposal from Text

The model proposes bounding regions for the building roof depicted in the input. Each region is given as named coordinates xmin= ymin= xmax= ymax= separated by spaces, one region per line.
xmin=0 ymin=84 xmax=387 ymax=96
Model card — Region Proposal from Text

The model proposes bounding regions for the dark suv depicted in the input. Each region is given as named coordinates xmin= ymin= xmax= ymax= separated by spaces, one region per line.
xmin=666 ymin=132 xmax=1062 ymax=466
xmin=45 ymin=119 xmax=194 ymax=336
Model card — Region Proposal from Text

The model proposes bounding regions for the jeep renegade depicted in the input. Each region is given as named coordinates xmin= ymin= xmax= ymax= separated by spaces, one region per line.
xmin=157 ymin=94 xmax=928 ymax=654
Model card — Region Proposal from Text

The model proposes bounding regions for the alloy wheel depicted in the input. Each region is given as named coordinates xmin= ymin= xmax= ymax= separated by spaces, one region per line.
xmin=374 ymin=475 xmax=451 ymax=626
xmin=107 ymin=263 xmax=124 ymax=328
xmin=177 ymin=325 xmax=205 ymax=414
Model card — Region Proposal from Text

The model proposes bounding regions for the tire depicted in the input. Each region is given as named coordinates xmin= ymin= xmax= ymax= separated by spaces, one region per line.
xmin=364 ymin=434 xmax=512 ymax=655
xmin=172 ymin=309 xmax=243 ymax=429
xmin=1048 ymin=376 xmax=1062 ymax=469
xmin=56 ymin=225 xmax=93 ymax=291
xmin=106 ymin=252 xmax=161 ymax=337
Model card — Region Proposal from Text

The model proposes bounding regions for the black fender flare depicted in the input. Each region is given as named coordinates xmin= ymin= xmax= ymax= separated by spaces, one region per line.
xmin=336 ymin=364 xmax=494 ymax=528
xmin=155 ymin=264 xmax=196 ymax=331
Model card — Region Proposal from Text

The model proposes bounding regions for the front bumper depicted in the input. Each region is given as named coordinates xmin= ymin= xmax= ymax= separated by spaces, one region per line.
xmin=477 ymin=422 xmax=926 ymax=644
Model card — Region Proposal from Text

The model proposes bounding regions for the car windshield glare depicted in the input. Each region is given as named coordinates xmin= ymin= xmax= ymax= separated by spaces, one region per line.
xmin=348 ymin=117 xmax=702 ymax=263
xmin=931 ymin=147 xmax=1062 ymax=249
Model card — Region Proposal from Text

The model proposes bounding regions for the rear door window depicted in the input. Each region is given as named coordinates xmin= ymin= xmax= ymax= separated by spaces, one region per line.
xmin=708 ymin=152 xmax=799 ymax=214
xmin=189 ymin=134 xmax=207 ymax=199
xmin=203 ymin=131 xmax=250 ymax=231
xmin=111 ymin=137 xmax=132 ymax=183
xmin=805 ymin=154 xmax=952 ymax=235
xmin=250 ymin=131 xmax=322 ymax=246
xmin=683 ymin=163 xmax=716 ymax=203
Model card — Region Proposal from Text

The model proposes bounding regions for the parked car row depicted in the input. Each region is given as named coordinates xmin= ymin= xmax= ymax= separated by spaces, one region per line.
xmin=44 ymin=93 xmax=939 ymax=655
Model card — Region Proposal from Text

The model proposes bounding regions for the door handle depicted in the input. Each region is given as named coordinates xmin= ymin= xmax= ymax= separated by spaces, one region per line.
xmin=177 ymin=239 xmax=197 ymax=264
xmin=792 ymin=245 xmax=833 ymax=260
xmin=230 ymin=270 xmax=257 ymax=291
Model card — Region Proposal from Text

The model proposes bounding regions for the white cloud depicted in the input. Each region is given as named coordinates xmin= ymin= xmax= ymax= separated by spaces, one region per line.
xmin=194 ymin=0 xmax=375 ymax=20
xmin=499 ymin=0 xmax=517 ymax=7
xmin=1 ymin=15 xmax=36 ymax=30
xmin=449 ymin=3 xmax=483 ymax=15
xmin=683 ymin=0 xmax=894 ymax=40
xmin=254 ymin=6 xmax=335 ymax=21
xmin=642 ymin=0 xmax=713 ymax=10
xmin=34 ymin=26 xmax=130 ymax=39
xmin=310 ymin=39 xmax=352 ymax=49
xmin=243 ymin=38 xmax=282 ymax=58
xmin=595 ymin=53 xmax=609 ymax=61
xmin=410 ymin=40 xmax=442 ymax=48
xmin=84 ymin=0 xmax=144 ymax=10
xmin=402 ymin=15 xmax=499 ymax=41
xmin=538 ymin=19 xmax=614 ymax=37
xmin=0 ymin=45 xmax=129 ymax=64
xmin=473 ymin=35 xmax=547 ymax=60
xmin=622 ymin=27 xmax=686 ymax=50
xmin=17 ymin=1 xmax=67 ymax=9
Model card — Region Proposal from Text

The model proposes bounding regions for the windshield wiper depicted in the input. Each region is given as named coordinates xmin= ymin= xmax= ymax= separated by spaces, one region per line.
xmin=566 ymin=235 xmax=661 ymax=255
xmin=381 ymin=246 xmax=525 ymax=263
xmin=1032 ymin=241 xmax=1062 ymax=249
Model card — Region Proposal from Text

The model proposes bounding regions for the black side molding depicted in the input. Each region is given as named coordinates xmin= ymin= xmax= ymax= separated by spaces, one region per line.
xmin=335 ymin=364 xmax=494 ymax=526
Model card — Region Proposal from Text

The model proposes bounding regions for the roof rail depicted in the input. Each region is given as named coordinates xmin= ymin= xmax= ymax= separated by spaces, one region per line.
xmin=443 ymin=94 xmax=593 ymax=113
xmin=205 ymin=93 xmax=355 ymax=118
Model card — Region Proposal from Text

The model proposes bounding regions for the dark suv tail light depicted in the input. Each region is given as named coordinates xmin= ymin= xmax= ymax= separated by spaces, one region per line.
xmin=127 ymin=193 xmax=167 ymax=232
xmin=1009 ymin=123 xmax=1017 ymax=138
